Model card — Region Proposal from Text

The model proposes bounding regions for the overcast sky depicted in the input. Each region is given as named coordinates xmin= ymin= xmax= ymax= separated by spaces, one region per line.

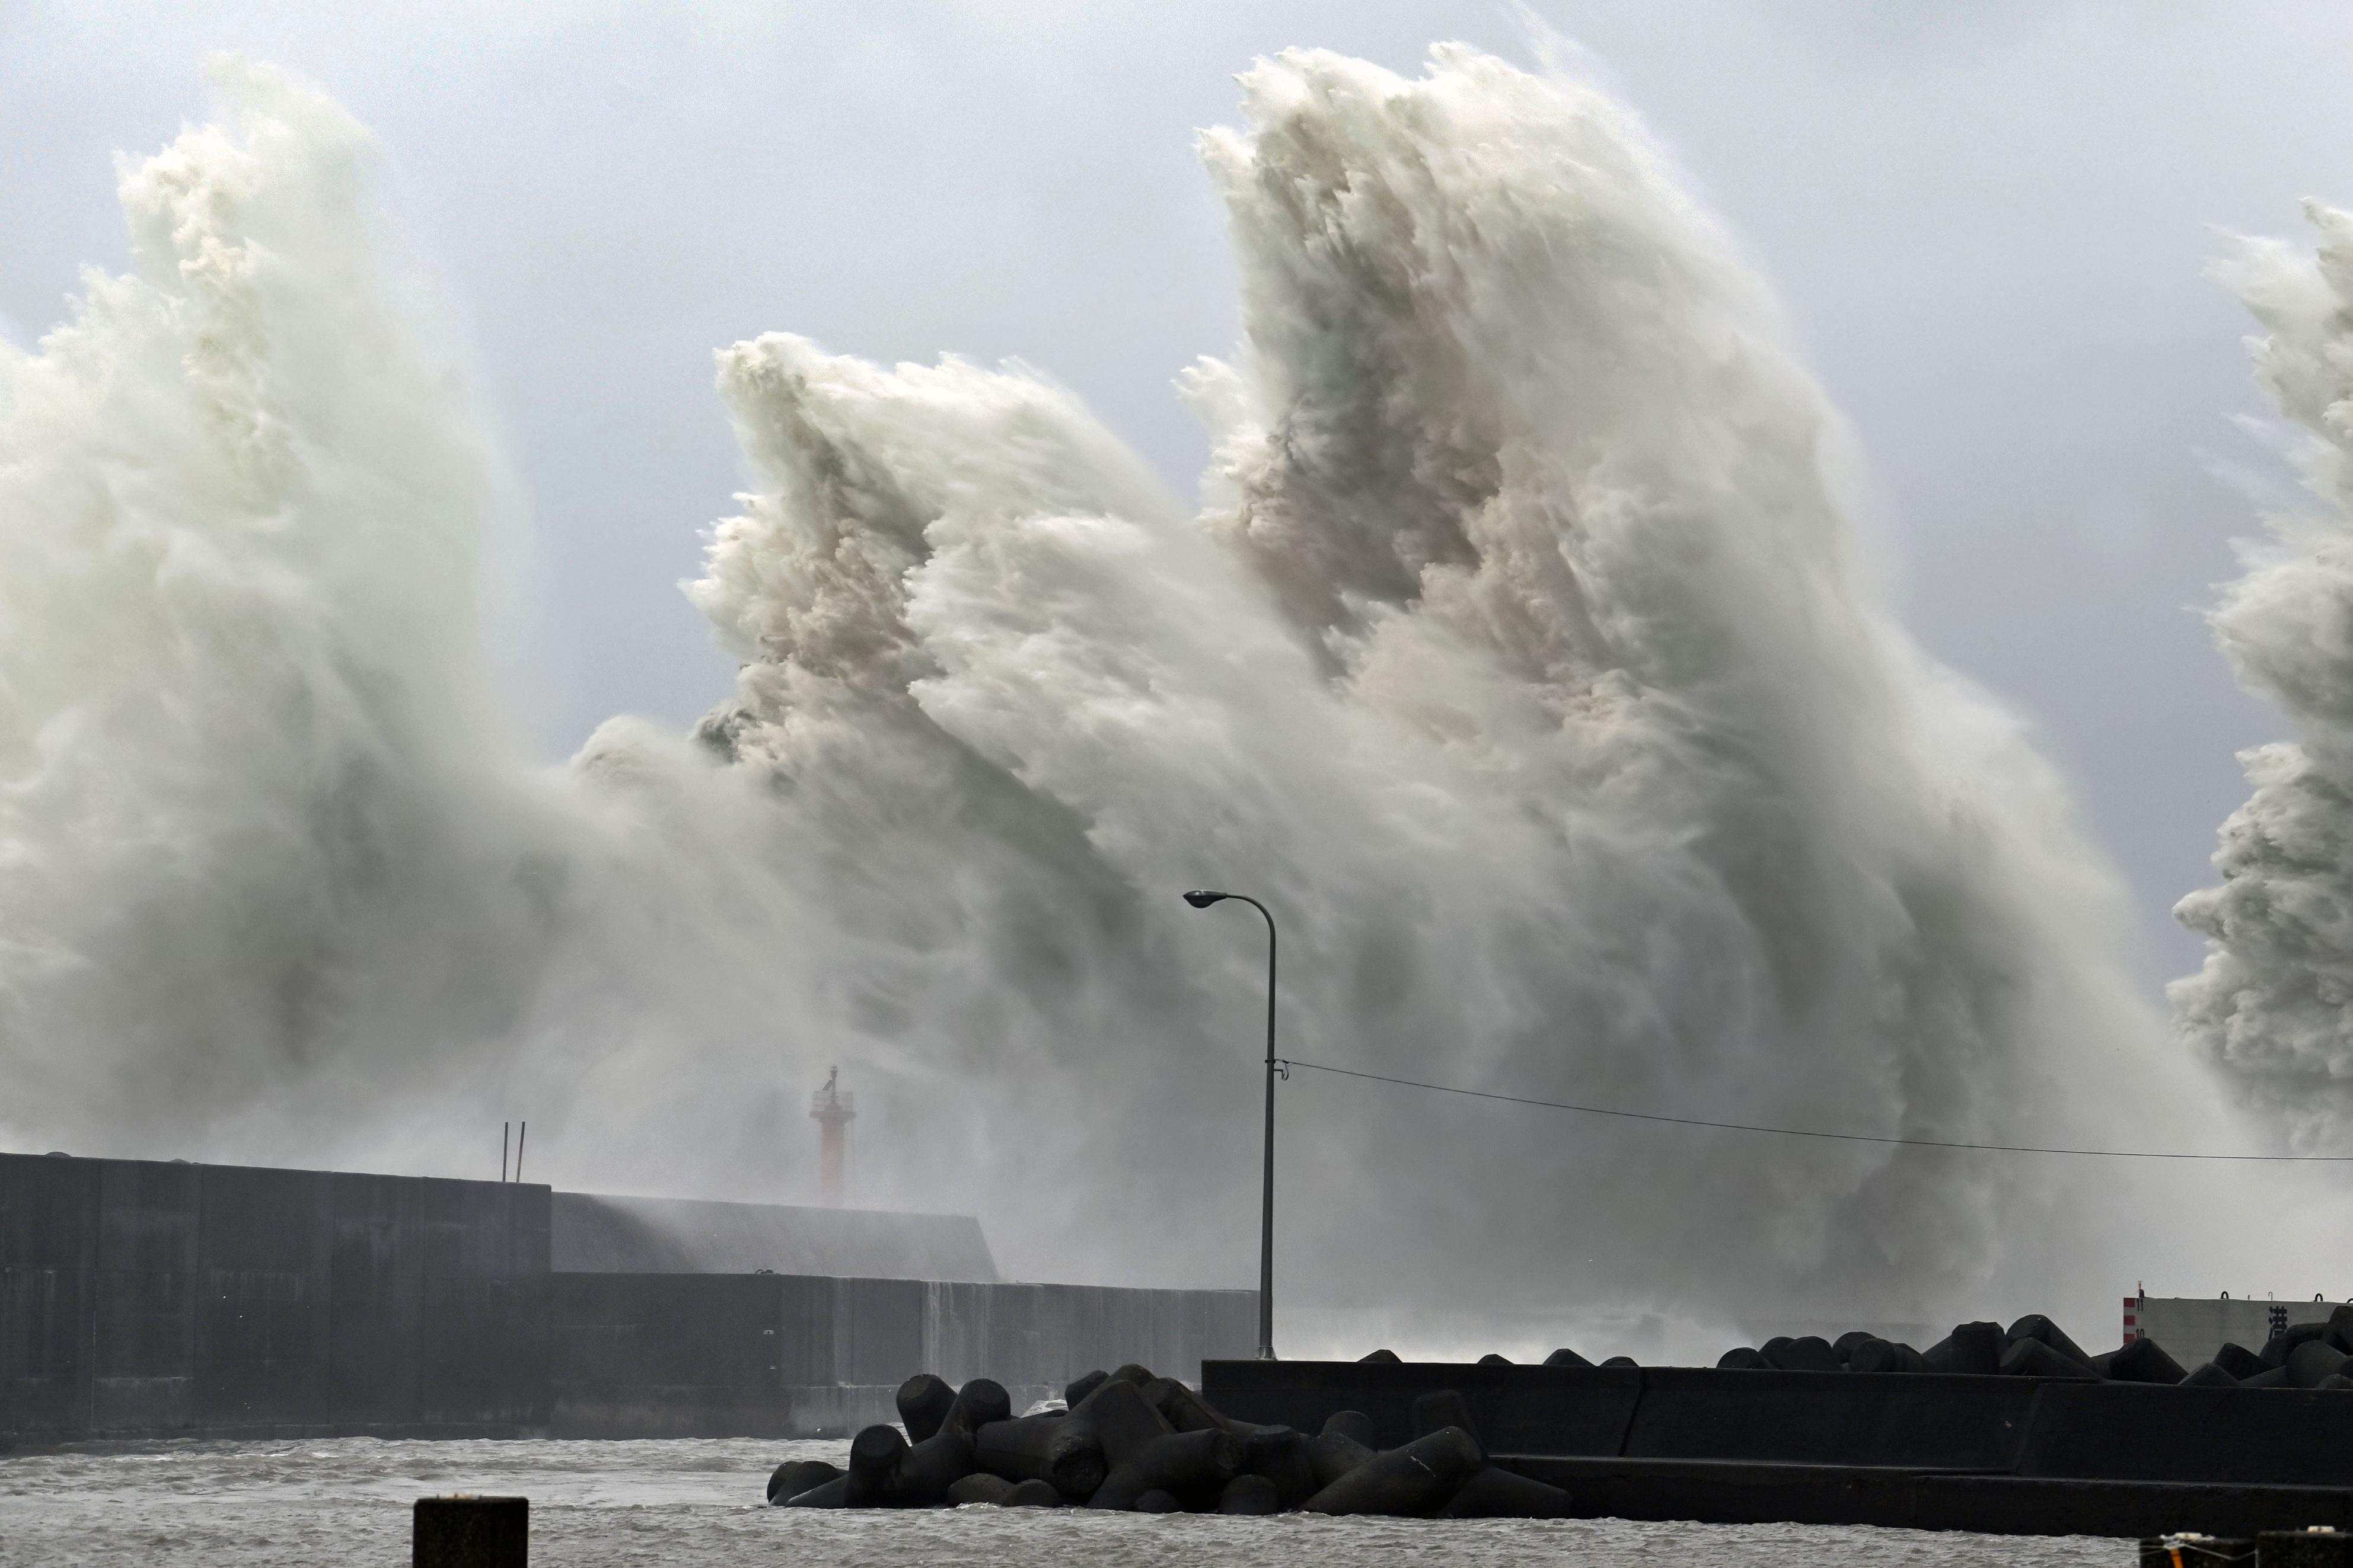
xmin=6 ymin=0 xmax=2346 ymax=992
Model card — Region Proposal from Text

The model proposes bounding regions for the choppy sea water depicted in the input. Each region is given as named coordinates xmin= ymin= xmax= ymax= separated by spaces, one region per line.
xmin=0 ymin=1437 xmax=2131 ymax=1567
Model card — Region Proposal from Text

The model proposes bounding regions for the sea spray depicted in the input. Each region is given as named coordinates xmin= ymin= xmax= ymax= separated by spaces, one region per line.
xmin=0 ymin=47 xmax=2257 ymax=1336
xmin=2175 ymin=202 xmax=2353 ymax=1145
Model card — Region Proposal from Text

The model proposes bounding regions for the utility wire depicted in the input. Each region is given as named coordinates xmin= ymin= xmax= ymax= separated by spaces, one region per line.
xmin=1275 ymin=1056 xmax=2353 ymax=1162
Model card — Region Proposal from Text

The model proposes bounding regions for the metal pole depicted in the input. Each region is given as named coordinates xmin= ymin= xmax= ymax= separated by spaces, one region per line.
xmin=516 ymin=1121 xmax=526 ymax=1184
xmin=502 ymin=1122 xmax=509 ymax=1183
xmin=1184 ymin=889 xmax=1280 ymax=1360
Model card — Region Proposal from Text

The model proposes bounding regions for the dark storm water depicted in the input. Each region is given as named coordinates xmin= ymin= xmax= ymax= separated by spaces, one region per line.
xmin=0 ymin=1437 xmax=2128 ymax=1567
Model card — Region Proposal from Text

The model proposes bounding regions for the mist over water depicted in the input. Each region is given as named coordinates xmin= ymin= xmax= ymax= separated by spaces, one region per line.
xmin=0 ymin=48 xmax=2310 ymax=1348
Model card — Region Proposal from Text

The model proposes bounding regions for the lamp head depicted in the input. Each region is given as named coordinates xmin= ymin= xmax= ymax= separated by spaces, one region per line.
xmin=1182 ymin=890 xmax=1228 ymax=908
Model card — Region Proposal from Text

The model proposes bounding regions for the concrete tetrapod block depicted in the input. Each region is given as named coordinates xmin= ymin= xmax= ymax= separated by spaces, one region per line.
xmin=2262 ymin=1530 xmax=2353 ymax=1568
xmin=2262 ymin=1324 xmax=2332 ymax=1371
xmin=1064 ymin=1370 xmax=1108 ymax=1409
xmin=2316 ymin=1374 xmax=2353 ymax=1391
xmin=2110 ymin=1337 xmax=2189 ymax=1386
xmin=892 ymin=1430 xmax=975 ymax=1506
xmin=2181 ymin=1362 xmax=2242 ymax=1389
xmin=1360 ymin=1348 xmax=1402 ymax=1364
xmin=1544 ymin=1347 xmax=1594 ymax=1369
xmin=1219 ymin=1474 xmax=1281 ymax=1515
xmin=1847 ymin=1339 xmax=1926 ymax=1375
xmin=2008 ymin=1314 xmax=2099 ymax=1371
xmin=415 ymin=1496 xmax=527 ymax=1568
xmin=1410 ymin=1389 xmax=1485 ymax=1455
xmin=1764 ymin=1336 xmax=1842 ymax=1373
xmin=1109 ymin=1363 xmax=1156 ymax=1385
xmin=781 ymin=1477 xmax=849 ymax=1509
xmin=2215 ymin=1343 xmax=2268 ymax=1381
xmin=1089 ymin=1427 xmax=1244 ymax=1511
xmin=1303 ymin=1427 xmax=1484 ymax=1517
xmin=1924 ymin=1323 xmax=2004 ymax=1376
xmin=2330 ymin=1304 xmax=2353 ymax=1353
xmin=1477 ymin=1353 xmax=1512 ymax=1366
xmin=843 ymin=1425 xmax=909 ymax=1507
xmin=1074 ymin=1377 xmax=1174 ymax=1465
xmin=2288 ymin=1340 xmax=2351 ymax=1390
xmin=1006 ymin=1479 xmax=1063 ymax=1507
xmin=1132 ymin=1489 xmax=1181 ymax=1513
xmin=1306 ymin=1430 xmax=1376 ymax=1491
xmin=2138 ymin=1535 xmax=2255 ymax=1568
xmin=767 ymin=1459 xmax=840 ymax=1503
xmin=1321 ymin=1410 xmax=1376 ymax=1447
xmin=972 ymin=1414 xmax=1108 ymax=1499
xmin=2001 ymin=1337 xmax=2101 ymax=1381
xmin=1833 ymin=1331 xmax=1876 ymax=1365
xmin=947 ymin=1473 xmax=1016 ymax=1507
xmin=2240 ymin=1365 xmax=2293 ymax=1390
xmin=1243 ymin=1428 xmax=1317 ymax=1508
xmin=943 ymin=1379 xmax=1012 ymax=1439
xmin=897 ymin=1374 xmax=955 ymax=1444
xmin=1600 ymin=1356 xmax=1638 ymax=1369
xmin=1717 ymin=1347 xmax=1774 ymax=1371
xmin=1437 ymin=1465 xmax=1573 ymax=1519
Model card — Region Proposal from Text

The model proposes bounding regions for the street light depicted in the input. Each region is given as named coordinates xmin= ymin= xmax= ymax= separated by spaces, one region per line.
xmin=1184 ymin=889 xmax=1278 ymax=1361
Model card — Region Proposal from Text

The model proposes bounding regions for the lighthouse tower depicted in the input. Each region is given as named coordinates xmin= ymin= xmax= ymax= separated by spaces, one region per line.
xmin=809 ymin=1067 xmax=856 ymax=1207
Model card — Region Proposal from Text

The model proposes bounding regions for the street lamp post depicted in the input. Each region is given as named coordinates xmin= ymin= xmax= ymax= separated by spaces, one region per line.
xmin=1183 ymin=889 xmax=1278 ymax=1361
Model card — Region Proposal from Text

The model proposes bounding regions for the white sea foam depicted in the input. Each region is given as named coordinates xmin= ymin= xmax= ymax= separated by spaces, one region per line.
xmin=0 ymin=48 xmax=2282 ymax=1338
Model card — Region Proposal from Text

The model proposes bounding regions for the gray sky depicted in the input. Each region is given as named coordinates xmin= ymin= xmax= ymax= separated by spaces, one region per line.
xmin=5 ymin=0 xmax=2342 ymax=992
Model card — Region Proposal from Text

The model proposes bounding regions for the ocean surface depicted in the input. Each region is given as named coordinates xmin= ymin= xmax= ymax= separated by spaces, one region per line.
xmin=0 ymin=1436 xmax=2128 ymax=1567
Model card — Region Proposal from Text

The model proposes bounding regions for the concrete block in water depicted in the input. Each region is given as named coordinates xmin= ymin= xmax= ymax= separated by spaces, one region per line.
xmin=1321 ymin=1410 xmax=1375 ymax=1447
xmin=1219 ymin=1473 xmax=1281 ymax=1515
xmin=2262 ymin=1531 xmax=2353 ymax=1568
xmin=2001 ymin=1338 xmax=2100 ymax=1381
xmin=892 ymin=1430 xmax=974 ymax=1506
xmin=1600 ymin=1356 xmax=1638 ymax=1369
xmin=1833 ymin=1331 xmax=1876 ymax=1365
xmin=1410 ymin=1390 xmax=1484 ymax=1456
xmin=1924 ymin=1323 xmax=2003 ymax=1377
xmin=1306 ymin=1429 xmax=1375 ymax=1490
xmin=947 ymin=1473 xmax=1015 ymax=1506
xmin=1477 ymin=1353 xmax=1512 ymax=1366
xmin=1243 ymin=1427 xmax=1316 ymax=1508
xmin=2288 ymin=1341 xmax=2351 ymax=1390
xmin=415 ymin=1496 xmax=527 ymax=1567
xmin=2317 ymin=1375 xmax=2353 ymax=1392
xmin=1717 ymin=1347 xmax=1773 ymax=1371
xmin=1089 ymin=1427 xmax=1243 ymax=1510
xmin=2330 ymin=1305 xmax=2353 ymax=1353
xmin=1075 ymin=1377 xmax=1174 ymax=1465
xmin=767 ymin=1459 xmax=840 ymax=1503
xmin=2240 ymin=1366 xmax=2291 ymax=1390
xmin=943 ymin=1378 xmax=1010 ymax=1439
xmin=2110 ymin=1337 xmax=2189 ymax=1386
xmin=1109 ymin=1363 xmax=1155 ymax=1385
xmin=1543 ymin=1347 xmax=1593 ymax=1369
xmin=843 ymin=1423 xmax=908 ymax=1506
xmin=1007 ymin=1478 xmax=1063 ymax=1507
xmin=897 ymin=1374 xmax=955 ymax=1444
xmin=1303 ymin=1426 xmax=1483 ymax=1516
xmin=2181 ymin=1363 xmax=2241 ymax=1389
xmin=2008 ymin=1315 xmax=2098 ymax=1371
xmin=1132 ymin=1489 xmax=1181 ymax=1513
xmin=1438 ymin=1465 xmax=1573 ymax=1519
xmin=2138 ymin=1536 xmax=2255 ymax=1568
xmin=972 ymin=1414 xmax=1107 ymax=1499
xmin=780 ymin=1476 xmax=849 ymax=1508
xmin=1359 ymin=1348 xmax=1401 ymax=1364
xmin=1064 ymin=1370 xmax=1108 ymax=1409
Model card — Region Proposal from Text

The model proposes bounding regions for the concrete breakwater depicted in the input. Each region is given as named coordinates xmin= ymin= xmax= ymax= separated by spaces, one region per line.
xmin=0 ymin=1151 xmax=1253 ymax=1441
xmin=1206 ymin=1355 xmax=2353 ymax=1537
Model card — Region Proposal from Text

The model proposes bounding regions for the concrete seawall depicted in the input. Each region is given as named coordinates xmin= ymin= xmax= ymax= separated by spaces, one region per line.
xmin=1 ymin=1151 xmax=1255 ymax=1441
